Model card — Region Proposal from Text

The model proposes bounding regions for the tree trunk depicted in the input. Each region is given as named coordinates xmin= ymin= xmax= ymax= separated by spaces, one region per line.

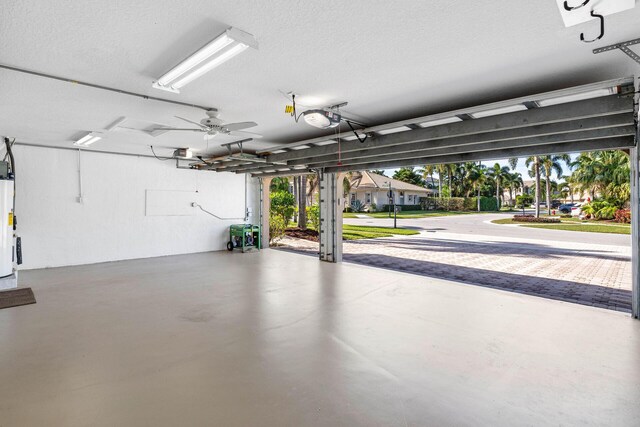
xmin=298 ymin=177 xmax=307 ymax=229
xmin=546 ymin=175 xmax=551 ymax=216
xmin=496 ymin=181 xmax=500 ymax=211
xmin=477 ymin=186 xmax=481 ymax=212
xmin=448 ymin=168 xmax=452 ymax=197
xmin=534 ymin=157 xmax=541 ymax=218
xmin=438 ymin=173 xmax=442 ymax=199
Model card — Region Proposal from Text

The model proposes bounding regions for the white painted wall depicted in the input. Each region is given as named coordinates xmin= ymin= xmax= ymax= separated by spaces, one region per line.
xmin=14 ymin=145 xmax=260 ymax=269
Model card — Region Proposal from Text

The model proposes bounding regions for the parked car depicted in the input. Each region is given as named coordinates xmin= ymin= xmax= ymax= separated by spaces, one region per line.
xmin=551 ymin=200 xmax=562 ymax=209
xmin=558 ymin=203 xmax=577 ymax=214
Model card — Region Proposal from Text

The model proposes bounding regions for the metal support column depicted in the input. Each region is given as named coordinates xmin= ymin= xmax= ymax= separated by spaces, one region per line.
xmin=259 ymin=177 xmax=272 ymax=249
xmin=631 ymin=76 xmax=640 ymax=319
xmin=631 ymin=146 xmax=639 ymax=318
xmin=318 ymin=171 xmax=342 ymax=262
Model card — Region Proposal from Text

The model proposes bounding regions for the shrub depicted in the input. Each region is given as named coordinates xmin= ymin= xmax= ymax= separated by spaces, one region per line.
xmin=596 ymin=206 xmax=617 ymax=220
xmin=270 ymin=191 xmax=295 ymax=224
xmin=466 ymin=197 xmax=498 ymax=211
xmin=435 ymin=197 xmax=465 ymax=211
xmin=514 ymin=214 xmax=534 ymax=218
xmin=463 ymin=197 xmax=476 ymax=211
xmin=516 ymin=194 xmax=534 ymax=208
xmin=351 ymin=199 xmax=364 ymax=213
xmin=614 ymin=208 xmax=631 ymax=224
xmin=306 ymin=204 xmax=320 ymax=229
xmin=582 ymin=200 xmax=619 ymax=220
xmin=269 ymin=213 xmax=287 ymax=243
xmin=369 ymin=202 xmax=377 ymax=212
xmin=512 ymin=216 xmax=561 ymax=223
xmin=560 ymin=214 xmax=572 ymax=219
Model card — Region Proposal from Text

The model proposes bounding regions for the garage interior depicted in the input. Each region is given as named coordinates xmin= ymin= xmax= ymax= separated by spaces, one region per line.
xmin=1 ymin=1 xmax=640 ymax=425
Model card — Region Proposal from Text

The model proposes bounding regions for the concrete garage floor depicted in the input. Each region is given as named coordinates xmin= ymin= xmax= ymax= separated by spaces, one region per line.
xmin=1 ymin=251 xmax=639 ymax=426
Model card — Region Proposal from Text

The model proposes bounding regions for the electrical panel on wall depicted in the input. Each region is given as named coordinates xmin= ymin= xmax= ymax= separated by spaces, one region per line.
xmin=556 ymin=0 xmax=635 ymax=27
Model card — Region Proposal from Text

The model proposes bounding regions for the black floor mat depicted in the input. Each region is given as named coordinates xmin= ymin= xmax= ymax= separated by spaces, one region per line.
xmin=0 ymin=287 xmax=36 ymax=310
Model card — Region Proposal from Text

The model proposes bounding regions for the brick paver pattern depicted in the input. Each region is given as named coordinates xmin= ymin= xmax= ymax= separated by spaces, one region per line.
xmin=279 ymin=233 xmax=632 ymax=312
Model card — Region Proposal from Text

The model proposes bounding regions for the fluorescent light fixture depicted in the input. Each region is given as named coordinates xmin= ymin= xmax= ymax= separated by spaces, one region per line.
xmin=313 ymin=140 xmax=337 ymax=146
xmin=470 ymin=104 xmax=528 ymax=119
xmin=377 ymin=126 xmax=411 ymax=135
xmin=74 ymin=132 xmax=102 ymax=146
xmin=418 ymin=117 xmax=462 ymax=128
xmin=536 ymin=87 xmax=618 ymax=107
xmin=342 ymin=133 xmax=367 ymax=141
xmin=153 ymin=27 xmax=258 ymax=93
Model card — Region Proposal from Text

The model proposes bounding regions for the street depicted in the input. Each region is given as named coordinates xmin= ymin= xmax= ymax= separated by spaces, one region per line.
xmin=344 ymin=212 xmax=630 ymax=246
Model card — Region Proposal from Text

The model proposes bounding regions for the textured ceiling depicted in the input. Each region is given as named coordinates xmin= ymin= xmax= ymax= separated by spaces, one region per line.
xmin=0 ymin=0 xmax=639 ymax=157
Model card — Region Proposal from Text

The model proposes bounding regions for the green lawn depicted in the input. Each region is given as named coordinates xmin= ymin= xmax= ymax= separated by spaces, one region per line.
xmin=491 ymin=218 xmax=630 ymax=235
xmin=342 ymin=224 xmax=420 ymax=240
xmin=343 ymin=210 xmax=488 ymax=219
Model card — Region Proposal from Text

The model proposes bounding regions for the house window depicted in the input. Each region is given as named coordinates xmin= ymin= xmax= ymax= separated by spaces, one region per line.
xmin=365 ymin=192 xmax=371 ymax=204
xmin=400 ymin=191 xmax=405 ymax=205
xmin=350 ymin=193 xmax=356 ymax=203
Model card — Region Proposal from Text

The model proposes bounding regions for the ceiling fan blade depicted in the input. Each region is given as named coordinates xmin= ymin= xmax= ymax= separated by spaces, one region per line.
xmin=175 ymin=116 xmax=208 ymax=129
xmin=151 ymin=127 xmax=204 ymax=132
xmin=228 ymin=130 xmax=263 ymax=138
xmin=223 ymin=121 xmax=258 ymax=131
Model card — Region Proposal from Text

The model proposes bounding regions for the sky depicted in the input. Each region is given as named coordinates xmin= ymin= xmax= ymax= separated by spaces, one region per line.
xmin=383 ymin=154 xmax=578 ymax=183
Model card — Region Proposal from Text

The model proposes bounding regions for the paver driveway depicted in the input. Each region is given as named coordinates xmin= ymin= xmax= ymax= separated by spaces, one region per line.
xmin=279 ymin=214 xmax=631 ymax=312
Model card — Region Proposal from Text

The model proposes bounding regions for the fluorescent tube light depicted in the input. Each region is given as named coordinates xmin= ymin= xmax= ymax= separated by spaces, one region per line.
xmin=153 ymin=27 xmax=258 ymax=93
xmin=470 ymin=104 xmax=528 ymax=119
xmin=418 ymin=117 xmax=462 ymax=128
xmin=342 ymin=133 xmax=367 ymax=141
xmin=377 ymin=126 xmax=411 ymax=135
xmin=74 ymin=132 xmax=102 ymax=146
xmin=536 ymin=88 xmax=617 ymax=107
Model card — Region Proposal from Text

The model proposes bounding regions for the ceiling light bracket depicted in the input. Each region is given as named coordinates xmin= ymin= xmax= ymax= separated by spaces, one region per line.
xmin=593 ymin=37 xmax=640 ymax=65
xmin=221 ymin=138 xmax=254 ymax=155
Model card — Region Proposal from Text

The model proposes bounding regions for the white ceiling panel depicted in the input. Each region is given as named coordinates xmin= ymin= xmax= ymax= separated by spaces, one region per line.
xmin=0 ymin=0 xmax=639 ymax=157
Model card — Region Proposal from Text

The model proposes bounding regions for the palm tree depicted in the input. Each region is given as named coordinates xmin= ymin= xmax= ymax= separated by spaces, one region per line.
xmin=417 ymin=164 xmax=435 ymax=191
xmin=525 ymin=156 xmax=542 ymax=218
xmin=467 ymin=163 xmax=487 ymax=211
xmin=539 ymin=154 xmax=570 ymax=215
xmin=446 ymin=163 xmax=455 ymax=196
xmin=558 ymin=175 xmax=577 ymax=203
xmin=307 ymin=174 xmax=319 ymax=204
xmin=508 ymin=157 xmax=519 ymax=171
xmin=505 ymin=172 xmax=524 ymax=206
xmin=489 ymin=163 xmax=511 ymax=210
xmin=571 ymin=150 xmax=630 ymax=205
xmin=298 ymin=176 xmax=307 ymax=228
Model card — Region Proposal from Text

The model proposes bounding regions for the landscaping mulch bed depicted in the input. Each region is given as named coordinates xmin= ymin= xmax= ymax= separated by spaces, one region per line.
xmin=285 ymin=227 xmax=319 ymax=242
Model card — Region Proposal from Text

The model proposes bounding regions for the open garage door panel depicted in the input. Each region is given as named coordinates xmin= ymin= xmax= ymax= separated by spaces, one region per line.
xmin=217 ymin=77 xmax=637 ymax=176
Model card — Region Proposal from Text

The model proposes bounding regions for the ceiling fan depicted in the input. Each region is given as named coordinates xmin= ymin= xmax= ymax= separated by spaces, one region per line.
xmin=153 ymin=109 xmax=262 ymax=140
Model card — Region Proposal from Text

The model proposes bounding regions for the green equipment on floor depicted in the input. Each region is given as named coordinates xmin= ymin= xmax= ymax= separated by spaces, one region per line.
xmin=227 ymin=224 xmax=261 ymax=252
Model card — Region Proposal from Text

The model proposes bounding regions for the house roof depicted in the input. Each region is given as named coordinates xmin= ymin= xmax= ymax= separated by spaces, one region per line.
xmin=350 ymin=171 xmax=434 ymax=193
